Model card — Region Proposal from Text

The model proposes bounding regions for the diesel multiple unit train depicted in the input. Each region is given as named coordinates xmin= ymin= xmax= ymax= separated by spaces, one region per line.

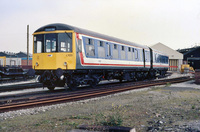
xmin=32 ymin=23 xmax=169 ymax=90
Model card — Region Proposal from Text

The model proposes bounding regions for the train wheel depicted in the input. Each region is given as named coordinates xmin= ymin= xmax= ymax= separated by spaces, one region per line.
xmin=89 ymin=80 xmax=97 ymax=88
xmin=68 ymin=80 xmax=77 ymax=91
xmin=47 ymin=86 xmax=55 ymax=91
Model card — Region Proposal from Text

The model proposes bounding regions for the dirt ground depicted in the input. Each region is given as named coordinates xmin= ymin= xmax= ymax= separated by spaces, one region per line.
xmin=0 ymin=79 xmax=200 ymax=132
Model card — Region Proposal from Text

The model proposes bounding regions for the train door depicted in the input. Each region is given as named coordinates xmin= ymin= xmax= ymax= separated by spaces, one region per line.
xmin=143 ymin=49 xmax=145 ymax=68
xmin=149 ymin=48 xmax=153 ymax=69
xmin=106 ymin=42 xmax=112 ymax=59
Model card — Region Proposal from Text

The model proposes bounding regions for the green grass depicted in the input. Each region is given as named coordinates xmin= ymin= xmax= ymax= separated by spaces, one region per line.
xmin=69 ymin=115 xmax=91 ymax=120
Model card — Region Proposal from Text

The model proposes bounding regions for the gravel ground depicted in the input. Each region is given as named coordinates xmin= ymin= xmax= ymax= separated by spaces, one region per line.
xmin=0 ymin=73 xmax=199 ymax=131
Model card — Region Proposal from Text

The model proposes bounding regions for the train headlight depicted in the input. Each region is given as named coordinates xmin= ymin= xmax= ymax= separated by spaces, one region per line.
xmin=36 ymin=62 xmax=39 ymax=66
xmin=64 ymin=62 xmax=67 ymax=66
xmin=60 ymin=75 xmax=64 ymax=80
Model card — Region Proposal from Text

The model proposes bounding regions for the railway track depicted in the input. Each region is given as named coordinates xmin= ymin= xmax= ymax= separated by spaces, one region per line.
xmin=0 ymin=82 xmax=42 ymax=92
xmin=0 ymin=72 xmax=172 ymax=92
xmin=0 ymin=76 xmax=193 ymax=113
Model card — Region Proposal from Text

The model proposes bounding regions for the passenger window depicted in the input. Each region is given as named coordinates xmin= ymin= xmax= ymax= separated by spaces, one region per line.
xmin=86 ymin=45 xmax=95 ymax=57
xmin=86 ymin=38 xmax=94 ymax=45
xmin=122 ymin=46 xmax=124 ymax=51
xmin=128 ymin=47 xmax=132 ymax=60
xmin=121 ymin=46 xmax=126 ymax=59
xmin=114 ymin=44 xmax=118 ymax=49
xmin=113 ymin=44 xmax=119 ymax=59
xmin=128 ymin=47 xmax=131 ymax=52
xmin=98 ymin=41 xmax=105 ymax=58
xmin=98 ymin=41 xmax=104 ymax=47
xmin=85 ymin=38 xmax=95 ymax=57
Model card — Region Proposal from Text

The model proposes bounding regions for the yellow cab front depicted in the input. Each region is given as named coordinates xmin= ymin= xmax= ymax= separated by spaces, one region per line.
xmin=32 ymin=30 xmax=76 ymax=70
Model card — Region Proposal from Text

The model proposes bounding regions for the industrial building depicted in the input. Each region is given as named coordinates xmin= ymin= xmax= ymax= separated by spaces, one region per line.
xmin=177 ymin=46 xmax=200 ymax=70
xmin=151 ymin=43 xmax=183 ymax=71
xmin=0 ymin=51 xmax=32 ymax=66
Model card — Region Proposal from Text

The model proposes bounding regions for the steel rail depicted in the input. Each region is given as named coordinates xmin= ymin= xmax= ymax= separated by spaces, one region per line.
xmin=0 ymin=76 xmax=193 ymax=113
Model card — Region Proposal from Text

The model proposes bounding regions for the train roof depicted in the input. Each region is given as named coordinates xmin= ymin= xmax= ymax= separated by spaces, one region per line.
xmin=35 ymin=23 xmax=148 ymax=49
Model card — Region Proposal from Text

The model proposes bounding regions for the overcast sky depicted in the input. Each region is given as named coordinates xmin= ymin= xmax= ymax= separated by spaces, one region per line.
xmin=0 ymin=0 xmax=200 ymax=53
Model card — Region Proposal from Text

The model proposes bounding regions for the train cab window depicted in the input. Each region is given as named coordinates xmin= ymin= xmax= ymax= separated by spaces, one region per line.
xmin=44 ymin=34 xmax=57 ymax=53
xmin=34 ymin=33 xmax=72 ymax=53
xmin=58 ymin=33 xmax=72 ymax=52
xmin=34 ymin=34 xmax=43 ymax=53
xmin=85 ymin=38 xmax=95 ymax=57
xmin=97 ymin=41 xmax=105 ymax=58
xmin=35 ymin=41 xmax=42 ymax=53
xmin=60 ymin=42 xmax=66 ymax=52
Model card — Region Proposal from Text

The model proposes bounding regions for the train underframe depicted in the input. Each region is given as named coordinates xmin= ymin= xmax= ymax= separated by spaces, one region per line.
xmin=36 ymin=68 xmax=167 ymax=91
xmin=0 ymin=66 xmax=29 ymax=80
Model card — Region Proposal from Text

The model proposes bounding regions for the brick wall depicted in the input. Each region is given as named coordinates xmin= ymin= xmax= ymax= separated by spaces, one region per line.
xmin=21 ymin=60 xmax=32 ymax=66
